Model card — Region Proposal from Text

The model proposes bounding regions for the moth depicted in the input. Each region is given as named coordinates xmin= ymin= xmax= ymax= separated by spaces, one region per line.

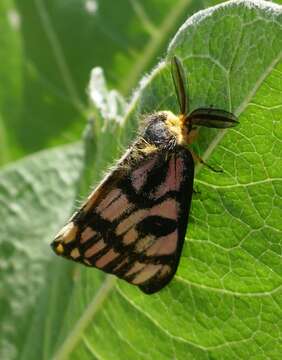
xmin=51 ymin=56 xmax=238 ymax=294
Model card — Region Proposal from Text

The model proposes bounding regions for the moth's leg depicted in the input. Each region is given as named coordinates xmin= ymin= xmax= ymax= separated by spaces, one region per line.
xmin=191 ymin=151 xmax=223 ymax=173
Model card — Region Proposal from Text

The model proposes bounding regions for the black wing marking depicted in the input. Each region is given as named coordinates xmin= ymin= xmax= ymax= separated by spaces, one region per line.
xmin=51 ymin=144 xmax=194 ymax=294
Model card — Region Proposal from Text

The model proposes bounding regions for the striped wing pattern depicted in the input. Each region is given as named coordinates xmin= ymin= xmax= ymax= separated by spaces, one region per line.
xmin=52 ymin=148 xmax=194 ymax=294
xmin=51 ymin=56 xmax=239 ymax=294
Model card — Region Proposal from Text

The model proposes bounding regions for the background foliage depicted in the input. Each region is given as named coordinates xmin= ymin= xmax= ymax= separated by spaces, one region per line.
xmin=0 ymin=0 xmax=281 ymax=359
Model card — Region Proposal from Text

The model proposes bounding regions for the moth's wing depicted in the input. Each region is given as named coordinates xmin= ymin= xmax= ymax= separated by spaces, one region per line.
xmin=135 ymin=147 xmax=194 ymax=294
xmin=51 ymin=147 xmax=194 ymax=294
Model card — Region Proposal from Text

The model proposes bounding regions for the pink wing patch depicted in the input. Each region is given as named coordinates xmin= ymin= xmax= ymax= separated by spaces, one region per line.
xmin=81 ymin=228 xmax=97 ymax=244
xmin=96 ymin=188 xmax=122 ymax=213
xmin=150 ymin=198 xmax=179 ymax=220
xmin=151 ymin=156 xmax=184 ymax=199
xmin=95 ymin=249 xmax=119 ymax=268
xmin=116 ymin=209 xmax=147 ymax=236
xmin=85 ymin=239 xmax=106 ymax=258
xmin=146 ymin=230 xmax=178 ymax=256
xmin=97 ymin=190 xmax=133 ymax=221
xmin=131 ymin=264 xmax=163 ymax=285
xmin=131 ymin=157 xmax=158 ymax=191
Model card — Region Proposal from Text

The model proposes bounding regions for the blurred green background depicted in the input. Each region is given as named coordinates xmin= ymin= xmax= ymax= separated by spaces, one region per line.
xmin=0 ymin=0 xmax=225 ymax=167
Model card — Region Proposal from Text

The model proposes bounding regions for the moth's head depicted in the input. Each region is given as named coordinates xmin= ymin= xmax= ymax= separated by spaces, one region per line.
xmin=159 ymin=110 xmax=197 ymax=146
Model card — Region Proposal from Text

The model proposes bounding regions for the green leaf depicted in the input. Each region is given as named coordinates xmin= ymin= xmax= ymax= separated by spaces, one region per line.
xmin=1 ymin=1 xmax=282 ymax=359
xmin=0 ymin=143 xmax=84 ymax=359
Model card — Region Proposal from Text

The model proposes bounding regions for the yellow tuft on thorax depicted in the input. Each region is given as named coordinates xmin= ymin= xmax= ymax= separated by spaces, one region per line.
xmin=160 ymin=110 xmax=198 ymax=146
xmin=160 ymin=111 xmax=187 ymax=145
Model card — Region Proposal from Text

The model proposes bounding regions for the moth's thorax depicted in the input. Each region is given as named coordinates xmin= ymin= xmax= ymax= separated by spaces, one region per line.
xmin=161 ymin=110 xmax=197 ymax=146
